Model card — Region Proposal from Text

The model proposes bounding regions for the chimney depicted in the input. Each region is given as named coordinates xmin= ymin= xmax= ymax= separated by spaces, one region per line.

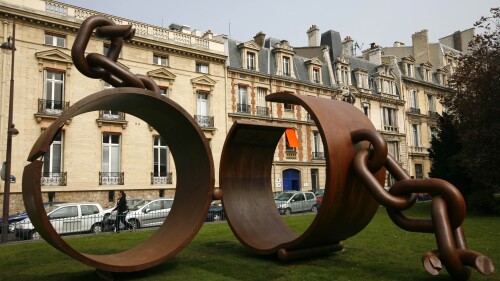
xmin=412 ymin=29 xmax=429 ymax=63
xmin=342 ymin=36 xmax=354 ymax=56
xmin=202 ymin=29 xmax=213 ymax=40
xmin=363 ymin=43 xmax=382 ymax=65
xmin=307 ymin=25 xmax=320 ymax=47
xmin=393 ymin=41 xmax=405 ymax=47
xmin=253 ymin=31 xmax=266 ymax=48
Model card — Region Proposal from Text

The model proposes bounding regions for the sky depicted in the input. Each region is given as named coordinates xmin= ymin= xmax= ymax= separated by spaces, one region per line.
xmin=58 ymin=0 xmax=498 ymax=50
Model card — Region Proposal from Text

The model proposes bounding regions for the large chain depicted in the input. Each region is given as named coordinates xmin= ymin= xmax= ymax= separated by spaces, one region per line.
xmin=351 ymin=128 xmax=494 ymax=280
xmin=71 ymin=15 xmax=160 ymax=93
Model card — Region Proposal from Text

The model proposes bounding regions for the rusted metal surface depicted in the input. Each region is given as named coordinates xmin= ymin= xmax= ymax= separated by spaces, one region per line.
xmin=351 ymin=125 xmax=494 ymax=279
xmin=23 ymin=88 xmax=215 ymax=272
xmin=220 ymin=92 xmax=386 ymax=258
xmin=20 ymin=14 xmax=494 ymax=280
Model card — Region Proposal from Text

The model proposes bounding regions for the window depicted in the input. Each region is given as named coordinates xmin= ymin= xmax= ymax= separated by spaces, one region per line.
xmin=312 ymin=131 xmax=324 ymax=159
xmin=44 ymin=33 xmax=66 ymax=48
xmin=412 ymin=124 xmax=421 ymax=147
xmin=195 ymin=92 xmax=212 ymax=127
xmin=284 ymin=103 xmax=294 ymax=111
xmin=312 ymin=68 xmax=320 ymax=83
xmin=43 ymin=131 xmax=63 ymax=178
xmin=49 ymin=206 xmax=77 ymax=219
xmin=44 ymin=70 xmax=65 ymax=112
xmin=196 ymin=62 xmax=209 ymax=74
xmin=102 ymin=83 xmax=120 ymax=119
xmin=285 ymin=129 xmax=298 ymax=151
xmin=283 ymin=56 xmax=290 ymax=76
xmin=159 ymin=87 xmax=168 ymax=97
xmin=153 ymin=54 xmax=168 ymax=66
xmin=102 ymin=134 xmax=121 ymax=174
xmin=246 ymin=52 xmax=256 ymax=70
xmin=409 ymin=90 xmax=419 ymax=112
xmin=339 ymin=66 xmax=349 ymax=86
xmin=387 ymin=141 xmax=400 ymax=161
xmin=237 ymin=86 xmax=249 ymax=113
xmin=383 ymin=107 xmax=397 ymax=131
xmin=256 ymin=87 xmax=268 ymax=115
xmin=406 ymin=63 xmax=414 ymax=77
xmin=427 ymin=94 xmax=435 ymax=113
xmin=153 ymin=136 xmax=169 ymax=177
xmin=81 ymin=205 xmax=99 ymax=216
xmin=311 ymin=169 xmax=319 ymax=190
xmin=415 ymin=164 xmax=424 ymax=179
xmin=362 ymin=104 xmax=370 ymax=117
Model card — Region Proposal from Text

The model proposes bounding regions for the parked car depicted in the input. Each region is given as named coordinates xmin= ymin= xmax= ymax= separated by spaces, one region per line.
xmin=0 ymin=201 xmax=67 ymax=233
xmin=206 ymin=200 xmax=225 ymax=222
xmin=309 ymin=189 xmax=324 ymax=212
xmin=14 ymin=202 xmax=105 ymax=240
xmin=119 ymin=198 xmax=173 ymax=229
xmin=274 ymin=191 xmax=317 ymax=215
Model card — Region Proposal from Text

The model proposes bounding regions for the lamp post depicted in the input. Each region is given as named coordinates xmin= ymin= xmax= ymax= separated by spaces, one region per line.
xmin=1 ymin=20 xmax=17 ymax=243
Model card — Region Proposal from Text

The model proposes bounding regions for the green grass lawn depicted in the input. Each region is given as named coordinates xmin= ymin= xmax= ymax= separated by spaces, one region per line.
xmin=0 ymin=202 xmax=498 ymax=281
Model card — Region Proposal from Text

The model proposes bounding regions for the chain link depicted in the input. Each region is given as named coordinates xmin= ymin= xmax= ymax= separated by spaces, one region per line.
xmin=71 ymin=15 xmax=160 ymax=93
xmin=351 ymin=129 xmax=494 ymax=279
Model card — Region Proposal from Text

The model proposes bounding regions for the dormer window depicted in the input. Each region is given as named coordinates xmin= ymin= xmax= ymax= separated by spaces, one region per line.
xmin=246 ymin=52 xmax=256 ymax=70
xmin=283 ymin=56 xmax=291 ymax=76
xmin=312 ymin=68 xmax=320 ymax=83
xmin=355 ymin=70 xmax=369 ymax=89
xmin=238 ymin=41 xmax=261 ymax=72
xmin=406 ymin=63 xmax=414 ymax=77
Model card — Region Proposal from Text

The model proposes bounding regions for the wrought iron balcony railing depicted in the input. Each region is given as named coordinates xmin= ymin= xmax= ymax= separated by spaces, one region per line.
xmin=194 ymin=115 xmax=214 ymax=128
xmin=99 ymin=172 xmax=124 ymax=185
xmin=41 ymin=172 xmax=67 ymax=186
xmin=151 ymin=172 xmax=173 ymax=185
xmin=312 ymin=152 xmax=325 ymax=160
xmin=98 ymin=110 xmax=126 ymax=121
xmin=37 ymin=99 xmax=70 ymax=116
xmin=383 ymin=125 xmax=398 ymax=132
xmin=409 ymin=107 xmax=421 ymax=114
xmin=256 ymin=106 xmax=269 ymax=116
xmin=237 ymin=103 xmax=251 ymax=114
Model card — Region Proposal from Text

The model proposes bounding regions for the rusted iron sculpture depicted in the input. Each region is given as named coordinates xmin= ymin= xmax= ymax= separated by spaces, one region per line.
xmin=21 ymin=15 xmax=494 ymax=280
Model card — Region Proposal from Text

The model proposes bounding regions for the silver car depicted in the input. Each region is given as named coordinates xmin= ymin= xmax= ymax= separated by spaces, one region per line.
xmin=274 ymin=191 xmax=317 ymax=215
xmin=14 ymin=202 xmax=104 ymax=240
xmin=125 ymin=198 xmax=173 ymax=229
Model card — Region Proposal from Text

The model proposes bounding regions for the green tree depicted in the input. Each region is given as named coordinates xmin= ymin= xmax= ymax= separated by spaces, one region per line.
xmin=449 ymin=7 xmax=500 ymax=214
xmin=428 ymin=112 xmax=472 ymax=195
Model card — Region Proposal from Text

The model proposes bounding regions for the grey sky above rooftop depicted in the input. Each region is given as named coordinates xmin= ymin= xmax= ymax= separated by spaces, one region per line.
xmin=58 ymin=0 xmax=498 ymax=50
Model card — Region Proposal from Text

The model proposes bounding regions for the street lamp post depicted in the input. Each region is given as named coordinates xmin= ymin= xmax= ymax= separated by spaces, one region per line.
xmin=1 ymin=20 xmax=17 ymax=243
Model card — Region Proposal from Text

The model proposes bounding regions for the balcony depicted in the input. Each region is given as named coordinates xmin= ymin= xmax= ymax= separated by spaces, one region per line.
xmin=312 ymin=152 xmax=325 ymax=160
xmin=194 ymin=115 xmax=214 ymax=128
xmin=41 ymin=172 xmax=67 ymax=186
xmin=428 ymin=111 xmax=440 ymax=118
xmin=409 ymin=146 xmax=428 ymax=155
xmin=237 ymin=103 xmax=251 ymax=114
xmin=285 ymin=150 xmax=297 ymax=159
xmin=99 ymin=172 xmax=124 ymax=185
xmin=151 ymin=172 xmax=173 ymax=185
xmin=383 ymin=125 xmax=399 ymax=132
xmin=35 ymin=99 xmax=70 ymax=123
xmin=409 ymin=107 xmax=421 ymax=114
xmin=96 ymin=110 xmax=128 ymax=128
xmin=256 ymin=106 xmax=269 ymax=116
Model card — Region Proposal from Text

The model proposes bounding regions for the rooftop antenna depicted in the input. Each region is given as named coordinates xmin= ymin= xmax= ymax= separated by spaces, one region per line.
xmin=354 ymin=42 xmax=363 ymax=55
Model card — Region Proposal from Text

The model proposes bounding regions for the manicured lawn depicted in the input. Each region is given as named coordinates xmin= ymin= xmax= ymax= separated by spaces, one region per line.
xmin=0 ymin=202 xmax=498 ymax=281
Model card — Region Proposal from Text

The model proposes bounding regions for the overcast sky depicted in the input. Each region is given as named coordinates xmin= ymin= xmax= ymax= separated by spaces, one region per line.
xmin=58 ymin=0 xmax=497 ymax=50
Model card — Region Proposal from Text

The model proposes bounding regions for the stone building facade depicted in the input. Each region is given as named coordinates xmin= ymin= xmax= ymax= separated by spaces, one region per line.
xmin=0 ymin=0 xmax=464 ymax=213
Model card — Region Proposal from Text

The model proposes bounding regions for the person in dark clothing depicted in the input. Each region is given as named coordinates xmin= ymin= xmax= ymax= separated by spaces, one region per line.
xmin=112 ymin=190 xmax=133 ymax=232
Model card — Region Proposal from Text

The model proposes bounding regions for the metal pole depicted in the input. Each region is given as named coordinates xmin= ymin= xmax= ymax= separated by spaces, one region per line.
xmin=1 ymin=20 xmax=15 ymax=243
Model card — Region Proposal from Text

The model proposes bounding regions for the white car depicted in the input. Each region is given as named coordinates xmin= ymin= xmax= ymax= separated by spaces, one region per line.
xmin=274 ymin=191 xmax=317 ymax=215
xmin=14 ymin=202 xmax=105 ymax=240
xmin=123 ymin=198 xmax=173 ymax=229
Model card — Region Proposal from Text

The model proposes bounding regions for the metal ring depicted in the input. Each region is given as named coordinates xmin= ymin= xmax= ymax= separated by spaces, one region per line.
xmin=22 ymin=87 xmax=214 ymax=272
xmin=220 ymin=92 xmax=386 ymax=259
